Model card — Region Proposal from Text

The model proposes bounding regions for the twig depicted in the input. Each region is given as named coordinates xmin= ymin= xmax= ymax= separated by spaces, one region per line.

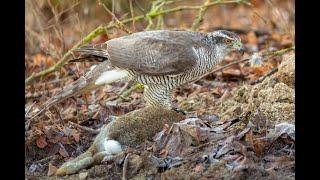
xmin=128 ymin=0 xmax=135 ymax=31
xmin=190 ymin=0 xmax=211 ymax=31
xmin=190 ymin=0 xmax=248 ymax=31
xmin=33 ymin=155 xmax=56 ymax=164
xmin=29 ymin=1 xmax=45 ymax=39
xmin=58 ymin=142 xmax=70 ymax=157
xmin=39 ymin=74 xmax=77 ymax=85
xmin=53 ymin=105 xmax=64 ymax=122
xmin=147 ymin=0 xmax=167 ymax=30
xmin=25 ymin=102 xmax=36 ymax=116
xmin=118 ymin=81 xmax=133 ymax=96
xmin=47 ymin=0 xmax=65 ymax=55
xmin=116 ymin=83 xmax=144 ymax=102
xmin=122 ymin=153 xmax=131 ymax=180
xmin=44 ymin=2 xmax=80 ymax=31
xmin=134 ymin=0 xmax=146 ymax=15
xmin=211 ymin=46 xmax=295 ymax=74
xmin=98 ymin=0 xmax=132 ymax=34
xmin=156 ymin=0 xmax=165 ymax=30
xmin=242 ymin=1 xmax=268 ymax=24
xmin=25 ymin=92 xmax=42 ymax=99
xmin=250 ymin=67 xmax=278 ymax=85
xmin=156 ymin=13 xmax=164 ymax=30
xmin=68 ymin=121 xmax=100 ymax=134
xmin=104 ymin=81 xmax=133 ymax=102
xmin=112 ymin=0 xmax=115 ymax=23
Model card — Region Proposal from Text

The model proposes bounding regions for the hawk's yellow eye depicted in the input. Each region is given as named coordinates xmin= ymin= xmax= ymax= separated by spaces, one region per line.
xmin=224 ymin=39 xmax=232 ymax=44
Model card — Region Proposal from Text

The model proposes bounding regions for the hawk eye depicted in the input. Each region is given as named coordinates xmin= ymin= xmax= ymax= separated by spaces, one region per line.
xmin=224 ymin=39 xmax=232 ymax=44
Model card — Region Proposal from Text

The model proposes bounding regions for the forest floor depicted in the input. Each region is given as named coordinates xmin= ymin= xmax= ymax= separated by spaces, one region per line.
xmin=25 ymin=0 xmax=295 ymax=179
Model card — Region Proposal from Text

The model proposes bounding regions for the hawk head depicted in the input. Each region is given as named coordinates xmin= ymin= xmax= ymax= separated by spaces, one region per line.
xmin=205 ymin=30 xmax=244 ymax=56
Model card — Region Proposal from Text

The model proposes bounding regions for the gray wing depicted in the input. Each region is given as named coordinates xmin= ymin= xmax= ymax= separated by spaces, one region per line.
xmin=107 ymin=31 xmax=202 ymax=75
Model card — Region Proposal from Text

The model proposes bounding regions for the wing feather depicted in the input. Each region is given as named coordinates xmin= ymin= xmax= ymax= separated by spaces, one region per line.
xmin=107 ymin=31 xmax=203 ymax=75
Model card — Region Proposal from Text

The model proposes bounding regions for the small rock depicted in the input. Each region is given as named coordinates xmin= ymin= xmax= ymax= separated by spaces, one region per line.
xmin=249 ymin=53 xmax=263 ymax=67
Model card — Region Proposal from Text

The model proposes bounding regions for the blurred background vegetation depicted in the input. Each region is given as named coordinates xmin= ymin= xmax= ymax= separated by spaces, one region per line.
xmin=25 ymin=0 xmax=294 ymax=58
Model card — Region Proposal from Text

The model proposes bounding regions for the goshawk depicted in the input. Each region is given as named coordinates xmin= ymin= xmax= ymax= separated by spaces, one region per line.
xmin=36 ymin=30 xmax=243 ymax=115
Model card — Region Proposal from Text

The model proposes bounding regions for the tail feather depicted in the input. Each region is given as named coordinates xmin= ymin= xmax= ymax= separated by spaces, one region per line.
xmin=29 ymin=43 xmax=131 ymax=119
xmin=70 ymin=44 xmax=109 ymax=63
xmin=30 ymin=76 xmax=99 ymax=119
xmin=95 ymin=69 xmax=129 ymax=85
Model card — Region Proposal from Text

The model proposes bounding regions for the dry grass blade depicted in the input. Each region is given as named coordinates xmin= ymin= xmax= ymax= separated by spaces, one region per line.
xmin=68 ymin=121 xmax=100 ymax=134
xmin=211 ymin=46 xmax=294 ymax=74
xmin=122 ymin=153 xmax=131 ymax=180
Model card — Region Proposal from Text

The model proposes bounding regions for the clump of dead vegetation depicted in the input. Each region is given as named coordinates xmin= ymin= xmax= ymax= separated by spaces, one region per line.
xmin=180 ymin=53 xmax=295 ymax=128
xmin=215 ymin=54 xmax=294 ymax=126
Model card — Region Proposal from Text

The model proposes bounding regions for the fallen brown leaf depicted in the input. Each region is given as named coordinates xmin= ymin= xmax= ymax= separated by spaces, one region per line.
xmin=36 ymin=136 xmax=48 ymax=149
xmin=245 ymin=130 xmax=265 ymax=156
xmin=247 ymin=31 xmax=258 ymax=44
xmin=159 ymin=149 xmax=169 ymax=158
xmin=222 ymin=68 xmax=242 ymax=77
xmin=194 ymin=164 xmax=204 ymax=173
xmin=59 ymin=147 xmax=69 ymax=158
xmin=73 ymin=132 xmax=80 ymax=142
xmin=47 ymin=163 xmax=57 ymax=176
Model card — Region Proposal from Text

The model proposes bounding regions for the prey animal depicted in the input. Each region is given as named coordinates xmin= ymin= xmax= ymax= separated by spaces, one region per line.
xmin=34 ymin=30 xmax=243 ymax=116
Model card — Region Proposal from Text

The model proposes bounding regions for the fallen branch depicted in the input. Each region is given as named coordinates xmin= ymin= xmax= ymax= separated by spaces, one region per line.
xmin=211 ymin=46 xmax=295 ymax=74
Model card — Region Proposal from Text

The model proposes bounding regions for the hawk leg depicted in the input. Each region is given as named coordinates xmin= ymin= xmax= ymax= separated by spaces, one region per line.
xmin=143 ymin=84 xmax=186 ymax=114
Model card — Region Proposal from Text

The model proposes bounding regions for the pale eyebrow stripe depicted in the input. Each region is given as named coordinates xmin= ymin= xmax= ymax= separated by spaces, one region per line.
xmin=211 ymin=32 xmax=234 ymax=40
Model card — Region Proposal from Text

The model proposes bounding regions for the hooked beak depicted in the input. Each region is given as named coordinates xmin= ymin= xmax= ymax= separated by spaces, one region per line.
xmin=234 ymin=41 xmax=244 ymax=56
xmin=239 ymin=47 xmax=245 ymax=56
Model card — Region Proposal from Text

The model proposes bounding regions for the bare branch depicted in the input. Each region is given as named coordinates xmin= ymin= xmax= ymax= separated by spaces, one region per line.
xmin=211 ymin=46 xmax=295 ymax=74
xmin=98 ymin=0 xmax=132 ymax=34
xmin=190 ymin=0 xmax=211 ymax=31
